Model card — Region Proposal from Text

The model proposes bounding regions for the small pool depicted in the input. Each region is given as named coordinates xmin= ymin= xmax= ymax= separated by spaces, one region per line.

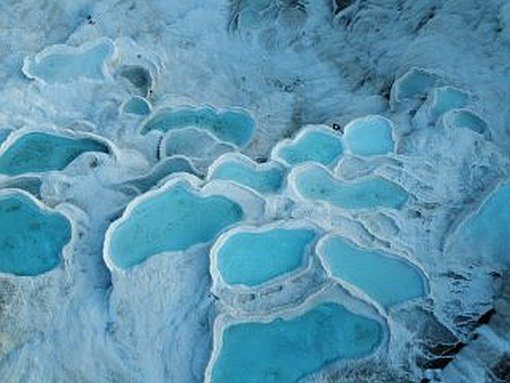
xmin=343 ymin=115 xmax=395 ymax=156
xmin=126 ymin=156 xmax=197 ymax=193
xmin=141 ymin=106 xmax=255 ymax=147
xmin=0 ymin=131 xmax=109 ymax=176
xmin=441 ymin=109 xmax=490 ymax=138
xmin=209 ymin=302 xmax=382 ymax=383
xmin=107 ymin=182 xmax=245 ymax=269
xmin=22 ymin=38 xmax=114 ymax=83
xmin=122 ymin=97 xmax=151 ymax=116
xmin=0 ymin=191 xmax=71 ymax=276
xmin=209 ymin=155 xmax=286 ymax=194
xmin=428 ymin=86 xmax=469 ymax=119
xmin=159 ymin=128 xmax=236 ymax=161
xmin=319 ymin=235 xmax=427 ymax=307
xmin=391 ymin=67 xmax=439 ymax=102
xmin=273 ymin=126 xmax=343 ymax=167
xmin=447 ymin=181 xmax=510 ymax=264
xmin=292 ymin=165 xmax=409 ymax=210
xmin=213 ymin=224 xmax=317 ymax=287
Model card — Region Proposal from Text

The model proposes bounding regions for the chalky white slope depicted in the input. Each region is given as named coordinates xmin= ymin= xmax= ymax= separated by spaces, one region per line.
xmin=0 ymin=1 xmax=509 ymax=382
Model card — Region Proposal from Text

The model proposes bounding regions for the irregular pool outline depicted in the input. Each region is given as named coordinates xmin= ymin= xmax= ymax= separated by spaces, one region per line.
xmin=140 ymin=104 xmax=256 ymax=147
xmin=438 ymin=108 xmax=491 ymax=139
xmin=287 ymin=162 xmax=410 ymax=212
xmin=0 ymin=188 xmax=77 ymax=278
xmin=210 ymin=219 xmax=323 ymax=293
xmin=121 ymin=96 xmax=152 ymax=116
xmin=103 ymin=173 xmax=266 ymax=272
xmin=207 ymin=152 xmax=288 ymax=195
xmin=0 ymin=126 xmax=117 ymax=177
xmin=390 ymin=66 xmax=441 ymax=107
xmin=124 ymin=155 xmax=201 ymax=194
xmin=316 ymin=233 xmax=430 ymax=311
xmin=158 ymin=127 xmax=237 ymax=164
xmin=204 ymin=285 xmax=388 ymax=383
xmin=22 ymin=37 xmax=116 ymax=84
xmin=444 ymin=179 xmax=510 ymax=261
xmin=342 ymin=115 xmax=396 ymax=157
xmin=271 ymin=125 xmax=344 ymax=167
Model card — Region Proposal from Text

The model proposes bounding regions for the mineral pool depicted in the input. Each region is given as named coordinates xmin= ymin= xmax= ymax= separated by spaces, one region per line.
xmin=209 ymin=157 xmax=286 ymax=194
xmin=343 ymin=116 xmax=395 ymax=156
xmin=107 ymin=183 xmax=244 ymax=269
xmin=214 ymin=226 xmax=317 ymax=286
xmin=293 ymin=165 xmax=409 ymax=210
xmin=141 ymin=106 xmax=255 ymax=147
xmin=273 ymin=127 xmax=343 ymax=167
xmin=319 ymin=235 xmax=427 ymax=307
xmin=0 ymin=132 xmax=109 ymax=176
xmin=210 ymin=302 xmax=383 ymax=383
xmin=23 ymin=39 xmax=114 ymax=83
xmin=0 ymin=192 xmax=71 ymax=276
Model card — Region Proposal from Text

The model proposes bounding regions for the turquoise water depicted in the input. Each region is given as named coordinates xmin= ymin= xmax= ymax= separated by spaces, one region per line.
xmin=127 ymin=157 xmax=197 ymax=193
xmin=123 ymin=97 xmax=151 ymax=115
xmin=0 ymin=132 xmax=109 ymax=176
xmin=343 ymin=116 xmax=394 ymax=156
xmin=0 ymin=192 xmax=71 ymax=276
xmin=0 ymin=129 xmax=11 ymax=144
xmin=108 ymin=184 xmax=244 ymax=269
xmin=141 ymin=106 xmax=255 ymax=147
xmin=211 ymin=302 xmax=382 ymax=383
xmin=393 ymin=67 xmax=438 ymax=100
xmin=160 ymin=128 xmax=236 ymax=159
xmin=320 ymin=236 xmax=427 ymax=307
xmin=448 ymin=181 xmax=510 ymax=264
xmin=0 ymin=176 xmax=42 ymax=197
xmin=275 ymin=129 xmax=343 ymax=166
xmin=448 ymin=109 xmax=488 ymax=136
xmin=429 ymin=87 xmax=468 ymax=119
xmin=25 ymin=39 xmax=114 ymax=83
xmin=293 ymin=166 xmax=408 ymax=210
xmin=215 ymin=227 xmax=316 ymax=286
xmin=209 ymin=160 xmax=286 ymax=194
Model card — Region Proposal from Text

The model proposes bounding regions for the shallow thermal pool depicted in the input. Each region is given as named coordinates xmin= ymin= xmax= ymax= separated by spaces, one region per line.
xmin=141 ymin=106 xmax=255 ymax=147
xmin=210 ymin=302 xmax=382 ymax=383
xmin=447 ymin=181 xmax=510 ymax=264
xmin=123 ymin=97 xmax=151 ymax=116
xmin=0 ymin=131 xmax=109 ymax=176
xmin=319 ymin=235 xmax=427 ymax=307
xmin=343 ymin=116 xmax=395 ymax=156
xmin=292 ymin=165 xmax=409 ymax=210
xmin=23 ymin=39 xmax=114 ymax=83
xmin=107 ymin=183 xmax=244 ymax=269
xmin=209 ymin=157 xmax=286 ymax=194
xmin=273 ymin=127 xmax=343 ymax=166
xmin=0 ymin=192 xmax=71 ymax=276
xmin=214 ymin=226 xmax=317 ymax=287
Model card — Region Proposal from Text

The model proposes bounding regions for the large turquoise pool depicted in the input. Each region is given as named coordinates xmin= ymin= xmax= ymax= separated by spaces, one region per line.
xmin=0 ymin=132 xmax=109 ymax=176
xmin=210 ymin=302 xmax=382 ymax=383
xmin=108 ymin=183 xmax=245 ymax=269
xmin=319 ymin=235 xmax=427 ymax=307
xmin=214 ymin=226 xmax=317 ymax=287
xmin=0 ymin=192 xmax=71 ymax=276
